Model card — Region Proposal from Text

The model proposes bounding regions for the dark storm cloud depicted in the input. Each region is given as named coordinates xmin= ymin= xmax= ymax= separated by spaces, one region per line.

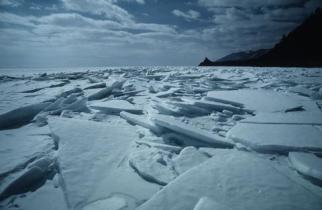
xmin=0 ymin=0 xmax=321 ymax=67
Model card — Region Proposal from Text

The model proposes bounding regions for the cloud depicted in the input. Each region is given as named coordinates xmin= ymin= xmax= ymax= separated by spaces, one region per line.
xmin=0 ymin=0 xmax=320 ymax=67
xmin=0 ymin=7 xmax=186 ymax=66
xmin=0 ymin=0 xmax=23 ymax=7
xmin=198 ymin=0 xmax=305 ymax=8
xmin=172 ymin=9 xmax=200 ymax=21
xmin=121 ymin=0 xmax=145 ymax=4
xmin=61 ymin=0 xmax=133 ymax=23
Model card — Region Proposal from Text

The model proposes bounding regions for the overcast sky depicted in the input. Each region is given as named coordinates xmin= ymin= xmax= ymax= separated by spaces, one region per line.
xmin=0 ymin=0 xmax=321 ymax=67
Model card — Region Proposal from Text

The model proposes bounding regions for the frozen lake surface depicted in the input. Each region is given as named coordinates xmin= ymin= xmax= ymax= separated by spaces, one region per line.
xmin=0 ymin=66 xmax=322 ymax=210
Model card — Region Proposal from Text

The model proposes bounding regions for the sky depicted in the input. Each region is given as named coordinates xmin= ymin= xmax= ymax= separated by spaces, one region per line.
xmin=0 ymin=0 xmax=321 ymax=67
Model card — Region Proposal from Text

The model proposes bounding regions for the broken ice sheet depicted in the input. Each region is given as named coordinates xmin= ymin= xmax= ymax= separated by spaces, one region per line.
xmin=48 ymin=117 xmax=159 ymax=209
xmin=193 ymin=197 xmax=228 ymax=210
xmin=137 ymin=150 xmax=322 ymax=210
xmin=0 ymin=124 xmax=54 ymax=180
xmin=173 ymin=146 xmax=209 ymax=174
xmin=1 ymin=67 xmax=322 ymax=210
xmin=240 ymin=112 xmax=322 ymax=125
xmin=227 ymin=123 xmax=322 ymax=154
xmin=129 ymin=146 xmax=177 ymax=185
xmin=90 ymin=99 xmax=142 ymax=114
xmin=82 ymin=195 xmax=127 ymax=210
xmin=289 ymin=152 xmax=322 ymax=186
xmin=0 ymin=102 xmax=51 ymax=130
xmin=206 ymin=89 xmax=320 ymax=113
xmin=0 ymin=178 xmax=68 ymax=210
xmin=152 ymin=114 xmax=234 ymax=148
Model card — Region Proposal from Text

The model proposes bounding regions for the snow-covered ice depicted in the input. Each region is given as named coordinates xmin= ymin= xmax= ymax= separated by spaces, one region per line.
xmin=152 ymin=114 xmax=234 ymax=148
xmin=193 ymin=197 xmax=228 ymax=210
xmin=207 ymin=89 xmax=319 ymax=113
xmin=91 ymin=99 xmax=142 ymax=114
xmin=173 ymin=146 xmax=208 ymax=174
xmin=1 ymin=66 xmax=322 ymax=210
xmin=120 ymin=111 xmax=163 ymax=134
xmin=240 ymin=112 xmax=322 ymax=125
xmin=137 ymin=150 xmax=322 ymax=210
xmin=48 ymin=117 xmax=140 ymax=209
xmin=289 ymin=152 xmax=322 ymax=185
xmin=129 ymin=146 xmax=177 ymax=185
xmin=82 ymin=196 xmax=127 ymax=210
xmin=227 ymin=123 xmax=322 ymax=153
xmin=0 ymin=102 xmax=50 ymax=129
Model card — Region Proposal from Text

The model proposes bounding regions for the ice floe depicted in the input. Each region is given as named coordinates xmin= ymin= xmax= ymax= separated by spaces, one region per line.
xmin=48 ymin=117 xmax=138 ymax=208
xmin=137 ymin=150 xmax=322 ymax=210
xmin=193 ymin=197 xmax=228 ymax=210
xmin=0 ymin=102 xmax=50 ymax=130
xmin=0 ymin=125 xmax=54 ymax=180
xmin=120 ymin=111 xmax=163 ymax=134
xmin=152 ymin=114 xmax=234 ymax=148
xmin=83 ymin=82 xmax=106 ymax=90
xmin=289 ymin=152 xmax=322 ymax=186
xmin=227 ymin=123 xmax=322 ymax=153
xmin=173 ymin=146 xmax=208 ymax=174
xmin=207 ymin=89 xmax=320 ymax=113
xmin=240 ymin=112 xmax=322 ymax=125
xmin=48 ymin=117 xmax=159 ymax=209
xmin=82 ymin=196 xmax=127 ymax=210
xmin=1 ymin=67 xmax=322 ymax=209
xmin=129 ymin=147 xmax=177 ymax=185
xmin=91 ymin=100 xmax=142 ymax=114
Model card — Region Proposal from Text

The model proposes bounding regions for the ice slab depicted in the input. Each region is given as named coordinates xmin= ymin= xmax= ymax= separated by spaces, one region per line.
xmin=167 ymin=100 xmax=211 ymax=116
xmin=91 ymin=100 xmax=142 ymax=114
xmin=193 ymin=197 xmax=228 ymax=210
xmin=0 ymin=179 xmax=68 ymax=210
xmin=203 ymin=96 xmax=244 ymax=108
xmin=48 ymin=117 xmax=139 ymax=209
xmin=152 ymin=114 xmax=234 ymax=148
xmin=207 ymin=89 xmax=319 ymax=113
xmin=0 ymin=166 xmax=49 ymax=201
xmin=227 ymin=123 xmax=322 ymax=154
xmin=120 ymin=111 xmax=163 ymax=134
xmin=129 ymin=147 xmax=177 ymax=185
xmin=84 ymin=82 xmax=106 ymax=90
xmin=155 ymin=88 xmax=181 ymax=98
xmin=87 ymin=87 xmax=113 ymax=101
xmin=193 ymin=99 xmax=249 ymax=114
xmin=173 ymin=146 xmax=208 ymax=174
xmin=289 ymin=85 xmax=314 ymax=97
xmin=135 ymin=140 xmax=182 ymax=153
xmin=0 ymin=102 xmax=50 ymax=130
xmin=82 ymin=196 xmax=127 ymax=210
xmin=137 ymin=150 xmax=322 ymax=210
xmin=150 ymin=99 xmax=183 ymax=116
xmin=289 ymin=152 xmax=322 ymax=185
xmin=48 ymin=117 xmax=158 ymax=209
xmin=0 ymin=125 xmax=54 ymax=179
xmin=241 ymin=112 xmax=322 ymax=125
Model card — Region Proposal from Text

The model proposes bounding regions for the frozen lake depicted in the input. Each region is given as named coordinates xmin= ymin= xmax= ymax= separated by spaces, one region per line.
xmin=0 ymin=66 xmax=322 ymax=210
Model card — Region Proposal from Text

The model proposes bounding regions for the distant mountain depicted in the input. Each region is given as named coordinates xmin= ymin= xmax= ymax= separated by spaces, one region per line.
xmin=216 ymin=49 xmax=269 ymax=62
xmin=199 ymin=8 xmax=322 ymax=67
